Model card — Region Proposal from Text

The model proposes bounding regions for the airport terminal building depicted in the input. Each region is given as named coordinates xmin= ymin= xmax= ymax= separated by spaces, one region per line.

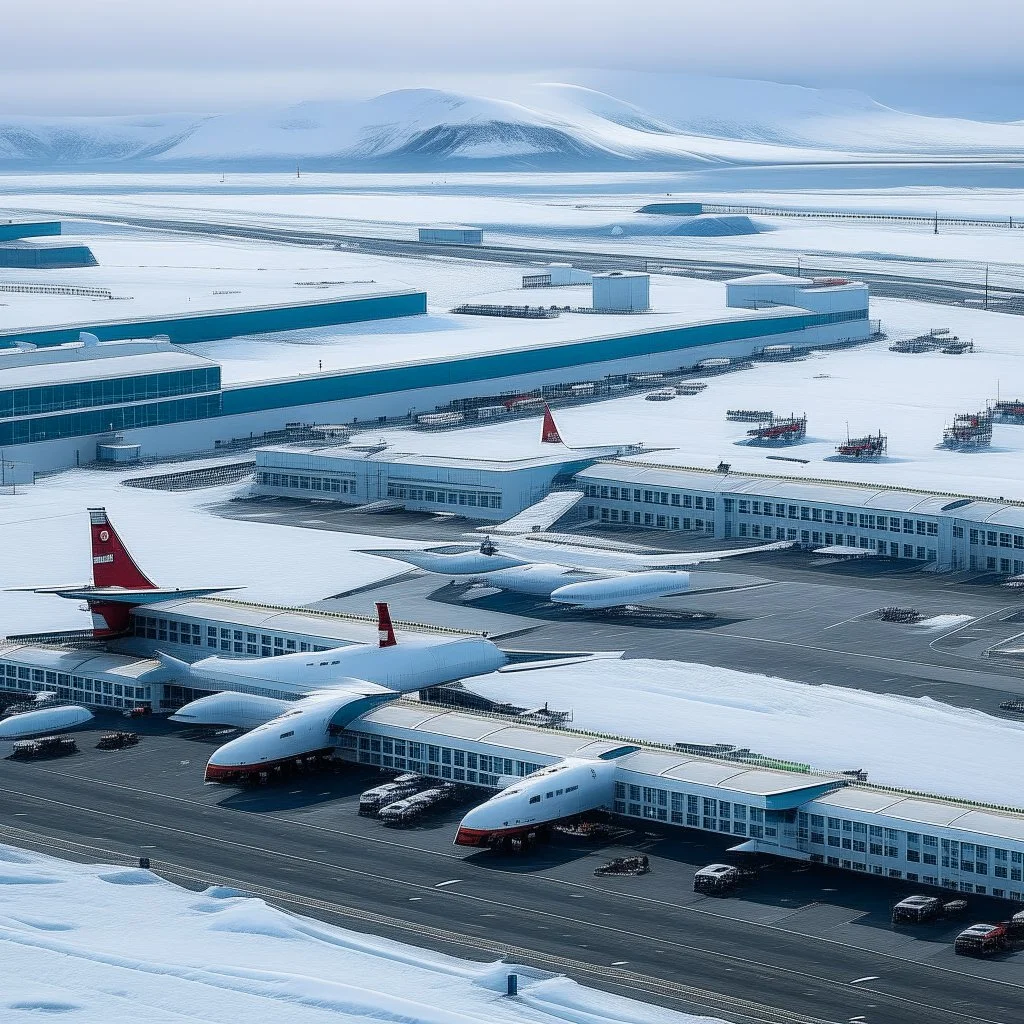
xmin=576 ymin=461 xmax=1024 ymax=573
xmin=252 ymin=445 xmax=605 ymax=521
xmin=2 ymin=616 xmax=1022 ymax=903
xmin=1 ymin=274 xmax=873 ymax=474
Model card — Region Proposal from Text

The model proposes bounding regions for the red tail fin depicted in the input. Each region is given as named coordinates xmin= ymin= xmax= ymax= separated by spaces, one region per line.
xmin=541 ymin=403 xmax=563 ymax=445
xmin=88 ymin=508 xmax=156 ymax=590
xmin=376 ymin=602 xmax=397 ymax=648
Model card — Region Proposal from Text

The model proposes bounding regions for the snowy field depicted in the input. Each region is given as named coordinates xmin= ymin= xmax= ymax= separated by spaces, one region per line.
xmin=466 ymin=659 xmax=1024 ymax=808
xmin=0 ymin=845 xmax=714 ymax=1024
xmin=5 ymin=179 xmax=1024 ymax=287
xmin=0 ymin=463 xmax=419 ymax=637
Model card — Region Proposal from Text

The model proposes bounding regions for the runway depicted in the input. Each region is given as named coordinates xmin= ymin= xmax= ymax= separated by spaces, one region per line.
xmin=2 ymin=724 xmax=1022 ymax=1024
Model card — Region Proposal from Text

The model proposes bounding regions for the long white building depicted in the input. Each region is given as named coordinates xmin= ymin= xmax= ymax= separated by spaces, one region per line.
xmin=576 ymin=461 xmax=1024 ymax=573
xmin=1 ymin=623 xmax=1023 ymax=901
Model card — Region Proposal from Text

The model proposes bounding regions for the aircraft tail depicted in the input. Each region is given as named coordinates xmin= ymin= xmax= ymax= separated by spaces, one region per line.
xmin=376 ymin=602 xmax=397 ymax=648
xmin=541 ymin=403 xmax=563 ymax=445
xmin=88 ymin=508 xmax=156 ymax=590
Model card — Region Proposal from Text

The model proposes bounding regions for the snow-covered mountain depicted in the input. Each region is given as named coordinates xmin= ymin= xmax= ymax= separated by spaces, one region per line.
xmin=2 ymin=75 xmax=1024 ymax=170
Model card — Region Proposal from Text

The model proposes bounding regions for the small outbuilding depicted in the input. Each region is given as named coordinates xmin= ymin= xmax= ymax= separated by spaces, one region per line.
xmin=592 ymin=271 xmax=650 ymax=312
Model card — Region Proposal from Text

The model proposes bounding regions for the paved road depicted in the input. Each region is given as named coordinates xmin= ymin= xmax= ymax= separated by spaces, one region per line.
xmin=2 ymin=727 xmax=1022 ymax=1024
xmin=11 ymin=207 xmax=1024 ymax=313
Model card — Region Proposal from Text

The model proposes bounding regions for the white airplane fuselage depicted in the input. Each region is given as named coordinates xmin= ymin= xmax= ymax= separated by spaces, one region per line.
xmin=180 ymin=634 xmax=507 ymax=695
xmin=454 ymin=757 xmax=618 ymax=846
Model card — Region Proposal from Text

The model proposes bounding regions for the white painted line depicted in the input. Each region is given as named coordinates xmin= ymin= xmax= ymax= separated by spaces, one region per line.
xmin=611 ymin=960 xmax=629 ymax=966
xmin=849 ymin=1016 xmax=867 ymax=1022
xmin=408 ymin=897 xmax=422 ymax=902
xmin=850 ymin=976 xmax=879 ymax=985
xmin=435 ymin=878 xmax=462 ymax=888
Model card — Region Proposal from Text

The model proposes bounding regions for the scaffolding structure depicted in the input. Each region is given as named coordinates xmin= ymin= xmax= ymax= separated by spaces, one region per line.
xmin=727 ymin=409 xmax=773 ymax=423
xmin=889 ymin=327 xmax=970 ymax=354
xmin=993 ymin=399 xmax=1024 ymax=424
xmin=942 ymin=410 xmax=993 ymax=449
xmin=835 ymin=431 xmax=888 ymax=458
xmin=746 ymin=414 xmax=807 ymax=445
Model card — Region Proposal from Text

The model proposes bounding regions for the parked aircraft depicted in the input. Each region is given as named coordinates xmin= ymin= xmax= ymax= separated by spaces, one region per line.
xmin=454 ymin=748 xmax=637 ymax=847
xmin=370 ymin=535 xmax=788 ymax=610
xmin=13 ymin=507 xmax=239 ymax=637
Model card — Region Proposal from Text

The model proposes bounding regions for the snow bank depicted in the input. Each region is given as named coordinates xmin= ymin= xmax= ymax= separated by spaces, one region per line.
xmin=466 ymin=659 xmax=1024 ymax=807
xmin=0 ymin=846 xmax=717 ymax=1024
xmin=0 ymin=462 xmax=421 ymax=637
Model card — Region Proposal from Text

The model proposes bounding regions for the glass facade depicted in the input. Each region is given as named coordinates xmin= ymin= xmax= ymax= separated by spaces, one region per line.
xmin=0 ymin=364 xmax=222 ymax=446
xmin=0 ymin=367 xmax=220 ymax=417
xmin=0 ymin=392 xmax=222 ymax=446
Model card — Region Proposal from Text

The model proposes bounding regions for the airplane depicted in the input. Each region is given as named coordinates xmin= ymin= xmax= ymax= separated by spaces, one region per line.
xmin=453 ymin=746 xmax=637 ymax=847
xmin=169 ymin=599 xmax=615 ymax=782
xmin=160 ymin=600 xmax=507 ymax=702
xmin=12 ymin=507 xmax=240 ymax=637
xmin=367 ymin=534 xmax=789 ymax=611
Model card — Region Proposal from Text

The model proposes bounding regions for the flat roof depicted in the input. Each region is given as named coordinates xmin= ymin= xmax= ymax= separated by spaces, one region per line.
xmin=0 ymin=343 xmax=217 ymax=390
xmin=256 ymin=445 xmax=603 ymax=473
xmin=580 ymin=461 xmax=1024 ymax=523
xmin=139 ymin=597 xmax=475 ymax=642
xmin=356 ymin=702 xmax=843 ymax=792
xmin=814 ymin=788 xmax=1024 ymax=845
xmin=0 ymin=643 xmax=166 ymax=681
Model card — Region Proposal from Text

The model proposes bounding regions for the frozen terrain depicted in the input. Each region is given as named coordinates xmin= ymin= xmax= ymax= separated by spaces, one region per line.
xmin=465 ymin=659 xmax=1024 ymax=808
xmin=0 ymin=461 xmax=420 ymax=637
xmin=0 ymin=845 xmax=716 ymax=1024
xmin=5 ymin=75 xmax=1024 ymax=170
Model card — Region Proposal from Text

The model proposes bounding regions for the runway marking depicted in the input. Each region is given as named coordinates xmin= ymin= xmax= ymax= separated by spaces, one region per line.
xmin=0 ymin=804 xmax=1018 ymax=1024
xmin=850 ymin=976 xmax=879 ymax=985
xmin=611 ymin=960 xmax=629 ymax=966
xmin=5 ymin=773 xmax=1018 ymax=1003
xmin=408 ymin=897 xmax=422 ymax=902
xmin=435 ymin=879 xmax=462 ymax=888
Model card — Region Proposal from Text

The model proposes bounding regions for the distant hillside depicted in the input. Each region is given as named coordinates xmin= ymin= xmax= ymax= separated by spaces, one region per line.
xmin=3 ymin=75 xmax=1024 ymax=170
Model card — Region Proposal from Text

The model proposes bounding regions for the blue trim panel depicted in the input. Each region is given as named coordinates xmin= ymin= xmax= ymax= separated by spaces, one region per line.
xmin=224 ymin=311 xmax=861 ymax=416
xmin=0 ymin=221 xmax=61 ymax=241
xmin=0 ymin=292 xmax=427 ymax=349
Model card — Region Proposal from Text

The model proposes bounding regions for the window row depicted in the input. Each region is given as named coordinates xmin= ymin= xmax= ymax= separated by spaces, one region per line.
xmin=0 ymin=663 xmax=150 ymax=709
xmin=0 ymin=393 xmax=222 ymax=446
xmin=386 ymin=484 xmax=502 ymax=509
xmin=132 ymin=615 xmax=331 ymax=658
xmin=257 ymin=472 xmax=354 ymax=495
xmin=589 ymin=506 xmax=714 ymax=533
xmin=0 ymin=367 xmax=220 ymax=418
xmin=583 ymin=483 xmax=715 ymax=511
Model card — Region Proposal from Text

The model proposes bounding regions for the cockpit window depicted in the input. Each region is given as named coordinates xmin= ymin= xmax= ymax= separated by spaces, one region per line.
xmin=528 ymin=795 xmax=541 ymax=804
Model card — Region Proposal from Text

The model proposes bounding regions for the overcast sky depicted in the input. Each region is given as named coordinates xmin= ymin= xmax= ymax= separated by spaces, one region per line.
xmin=4 ymin=0 xmax=1022 ymax=118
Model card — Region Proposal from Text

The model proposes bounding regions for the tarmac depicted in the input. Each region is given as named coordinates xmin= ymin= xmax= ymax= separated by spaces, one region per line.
xmin=3 ymin=719 xmax=1024 ymax=1024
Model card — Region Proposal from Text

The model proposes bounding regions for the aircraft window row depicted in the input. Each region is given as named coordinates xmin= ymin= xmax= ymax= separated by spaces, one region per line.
xmin=386 ymin=484 xmax=502 ymax=509
xmin=256 ymin=472 xmax=353 ymax=494
xmin=0 ymin=661 xmax=150 ymax=709
xmin=529 ymin=795 xmax=541 ymax=804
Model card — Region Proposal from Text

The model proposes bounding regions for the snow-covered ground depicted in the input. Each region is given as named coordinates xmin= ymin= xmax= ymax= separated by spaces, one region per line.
xmin=333 ymin=296 xmax=1024 ymax=502
xmin=0 ymin=462 xmax=418 ymax=636
xmin=0 ymin=845 xmax=714 ymax=1024
xmin=466 ymin=659 xmax=1024 ymax=808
